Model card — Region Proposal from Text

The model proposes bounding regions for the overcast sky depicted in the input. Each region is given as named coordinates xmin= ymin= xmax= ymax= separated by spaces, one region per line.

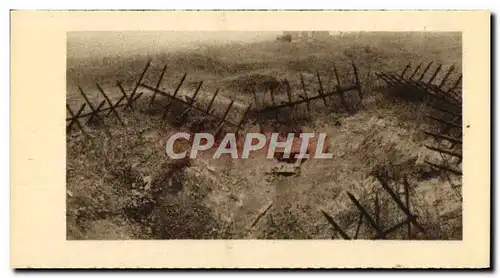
xmin=67 ymin=31 xmax=282 ymax=59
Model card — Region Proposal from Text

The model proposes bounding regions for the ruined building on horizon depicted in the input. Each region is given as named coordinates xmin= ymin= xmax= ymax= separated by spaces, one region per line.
xmin=282 ymin=31 xmax=331 ymax=40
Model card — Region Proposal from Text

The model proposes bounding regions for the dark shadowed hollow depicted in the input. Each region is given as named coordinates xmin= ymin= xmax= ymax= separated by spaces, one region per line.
xmin=66 ymin=31 xmax=463 ymax=240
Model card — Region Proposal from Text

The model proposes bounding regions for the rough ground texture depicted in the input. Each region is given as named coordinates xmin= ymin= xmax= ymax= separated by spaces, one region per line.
xmin=66 ymin=32 xmax=462 ymax=240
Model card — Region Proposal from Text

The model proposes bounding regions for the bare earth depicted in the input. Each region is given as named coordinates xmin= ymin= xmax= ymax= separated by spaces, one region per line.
xmin=66 ymin=32 xmax=462 ymax=240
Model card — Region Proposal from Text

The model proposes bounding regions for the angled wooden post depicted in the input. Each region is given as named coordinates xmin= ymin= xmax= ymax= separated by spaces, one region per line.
xmin=424 ymin=145 xmax=462 ymax=159
xmin=116 ymin=81 xmax=136 ymax=111
xmin=352 ymin=61 xmax=362 ymax=104
xmin=424 ymin=160 xmax=462 ymax=176
xmin=426 ymin=64 xmax=442 ymax=85
xmin=251 ymin=88 xmax=259 ymax=108
xmin=130 ymin=92 xmax=144 ymax=107
xmin=66 ymin=103 xmax=88 ymax=136
xmin=375 ymin=174 xmax=426 ymax=234
xmin=180 ymin=81 xmax=204 ymax=118
xmin=299 ymin=73 xmax=311 ymax=111
xmin=424 ymin=131 xmax=462 ymax=145
xmin=235 ymin=103 xmax=252 ymax=136
xmin=425 ymin=113 xmax=462 ymax=129
xmin=403 ymin=178 xmax=412 ymax=239
xmin=315 ymin=71 xmax=328 ymax=107
xmin=150 ymin=63 xmax=168 ymax=107
xmin=354 ymin=212 xmax=363 ymax=239
xmin=333 ymin=64 xmax=348 ymax=110
xmin=93 ymin=100 xmax=107 ymax=114
xmin=249 ymin=202 xmax=273 ymax=230
xmin=382 ymin=72 xmax=423 ymax=98
xmin=78 ymin=86 xmax=103 ymax=123
xmin=408 ymin=62 xmax=422 ymax=80
xmin=376 ymin=72 xmax=399 ymax=88
xmin=438 ymin=64 xmax=455 ymax=89
xmin=215 ymin=100 xmax=234 ymax=136
xmin=418 ymin=62 xmax=434 ymax=81
xmin=106 ymin=95 xmax=126 ymax=117
xmin=285 ymin=78 xmax=293 ymax=103
xmin=173 ymin=73 xmax=187 ymax=95
xmin=190 ymin=81 xmax=204 ymax=104
xmin=347 ymin=192 xmax=386 ymax=239
xmin=400 ymin=62 xmax=411 ymax=78
xmin=133 ymin=60 xmax=151 ymax=95
xmin=375 ymin=192 xmax=380 ymax=228
xmin=269 ymin=88 xmax=276 ymax=106
xmin=95 ymin=82 xmax=125 ymax=126
xmin=205 ymin=89 xmax=219 ymax=114
xmin=425 ymin=101 xmax=461 ymax=116
xmin=162 ymin=73 xmax=187 ymax=118
xmin=320 ymin=209 xmax=351 ymax=240
xmin=373 ymin=218 xmax=415 ymax=239
xmin=448 ymin=74 xmax=462 ymax=93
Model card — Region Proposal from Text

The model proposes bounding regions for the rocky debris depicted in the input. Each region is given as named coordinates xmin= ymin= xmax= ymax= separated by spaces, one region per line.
xmin=142 ymin=175 xmax=153 ymax=191
xmin=206 ymin=165 xmax=216 ymax=173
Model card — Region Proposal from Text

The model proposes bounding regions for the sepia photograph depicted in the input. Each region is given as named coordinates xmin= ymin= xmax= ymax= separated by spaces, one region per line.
xmin=11 ymin=11 xmax=490 ymax=268
xmin=66 ymin=30 xmax=463 ymax=240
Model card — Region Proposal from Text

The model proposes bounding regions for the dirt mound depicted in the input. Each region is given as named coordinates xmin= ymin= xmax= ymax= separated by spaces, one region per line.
xmin=224 ymin=74 xmax=283 ymax=94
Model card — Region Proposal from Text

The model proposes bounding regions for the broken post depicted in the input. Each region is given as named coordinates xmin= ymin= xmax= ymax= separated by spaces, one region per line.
xmin=162 ymin=73 xmax=187 ymax=117
xmin=403 ymin=178 xmax=412 ymax=239
xmin=400 ymin=62 xmax=411 ymax=78
xmin=235 ymin=103 xmax=252 ymax=136
xmin=375 ymin=175 xmax=426 ymax=234
xmin=299 ymin=73 xmax=311 ymax=111
xmin=215 ymin=100 xmax=234 ymax=137
xmin=347 ymin=192 xmax=386 ymax=239
xmin=206 ymin=89 xmax=219 ymax=114
xmin=408 ymin=62 xmax=422 ymax=80
xmin=95 ymin=82 xmax=125 ymax=126
xmin=352 ymin=61 xmax=362 ymax=103
xmin=320 ymin=209 xmax=351 ymax=240
xmin=418 ymin=62 xmax=434 ymax=81
xmin=426 ymin=64 xmax=443 ymax=85
xmin=333 ymin=64 xmax=349 ymax=109
xmin=438 ymin=64 xmax=456 ymax=89
xmin=66 ymin=103 xmax=88 ymax=136
xmin=132 ymin=60 xmax=152 ymax=95
xmin=149 ymin=63 xmax=168 ymax=107
xmin=116 ymin=81 xmax=137 ymax=111
xmin=316 ymin=71 xmax=328 ymax=107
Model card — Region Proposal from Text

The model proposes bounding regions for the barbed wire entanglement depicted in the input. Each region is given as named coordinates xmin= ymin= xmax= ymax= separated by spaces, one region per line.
xmin=377 ymin=61 xmax=462 ymax=199
xmin=67 ymin=58 xmax=462 ymax=240
xmin=321 ymin=173 xmax=427 ymax=240
xmin=67 ymin=59 xmax=364 ymax=140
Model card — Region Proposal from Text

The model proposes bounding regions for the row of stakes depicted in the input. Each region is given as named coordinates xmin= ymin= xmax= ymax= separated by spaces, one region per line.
xmin=67 ymin=60 xmax=365 ymax=138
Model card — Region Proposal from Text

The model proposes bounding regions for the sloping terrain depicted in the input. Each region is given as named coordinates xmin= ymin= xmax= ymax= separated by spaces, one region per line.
xmin=66 ymin=32 xmax=462 ymax=240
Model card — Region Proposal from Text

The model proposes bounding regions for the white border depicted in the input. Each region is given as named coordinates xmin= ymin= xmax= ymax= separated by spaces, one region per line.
xmin=5 ymin=2 xmax=498 ymax=277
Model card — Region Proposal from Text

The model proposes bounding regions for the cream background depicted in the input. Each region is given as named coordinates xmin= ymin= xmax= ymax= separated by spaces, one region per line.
xmin=10 ymin=11 xmax=490 ymax=268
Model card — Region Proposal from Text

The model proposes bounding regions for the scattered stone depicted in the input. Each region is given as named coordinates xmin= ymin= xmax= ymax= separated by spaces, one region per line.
xmin=206 ymin=165 xmax=216 ymax=173
xmin=142 ymin=175 xmax=153 ymax=191
xmin=66 ymin=190 xmax=73 ymax=197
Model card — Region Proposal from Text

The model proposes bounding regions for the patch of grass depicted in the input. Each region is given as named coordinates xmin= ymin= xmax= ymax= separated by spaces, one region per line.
xmin=67 ymin=32 xmax=462 ymax=240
